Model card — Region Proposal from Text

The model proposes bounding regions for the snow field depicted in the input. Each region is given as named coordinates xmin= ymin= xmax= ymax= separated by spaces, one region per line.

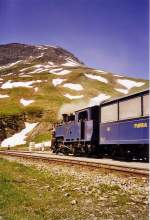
xmin=1 ymin=122 xmax=38 ymax=147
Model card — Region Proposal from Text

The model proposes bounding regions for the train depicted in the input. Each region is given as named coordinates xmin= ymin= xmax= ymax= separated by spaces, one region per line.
xmin=51 ymin=89 xmax=149 ymax=161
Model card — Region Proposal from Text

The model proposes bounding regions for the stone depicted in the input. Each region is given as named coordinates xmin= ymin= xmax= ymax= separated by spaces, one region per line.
xmin=71 ymin=200 xmax=77 ymax=205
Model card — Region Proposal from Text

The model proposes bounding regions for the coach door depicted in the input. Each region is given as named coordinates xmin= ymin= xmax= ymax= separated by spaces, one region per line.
xmin=77 ymin=110 xmax=88 ymax=140
xmin=81 ymin=121 xmax=85 ymax=139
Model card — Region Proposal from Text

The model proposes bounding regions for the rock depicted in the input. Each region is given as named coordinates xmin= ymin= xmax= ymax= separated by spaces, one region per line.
xmin=0 ymin=114 xmax=25 ymax=142
xmin=64 ymin=193 xmax=70 ymax=197
xmin=71 ymin=200 xmax=77 ymax=205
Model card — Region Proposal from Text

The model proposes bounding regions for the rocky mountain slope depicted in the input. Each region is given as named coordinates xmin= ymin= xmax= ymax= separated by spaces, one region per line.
xmin=0 ymin=43 xmax=148 ymax=146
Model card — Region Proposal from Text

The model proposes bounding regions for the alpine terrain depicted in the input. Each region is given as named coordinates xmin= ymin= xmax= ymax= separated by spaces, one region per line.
xmin=0 ymin=43 xmax=148 ymax=147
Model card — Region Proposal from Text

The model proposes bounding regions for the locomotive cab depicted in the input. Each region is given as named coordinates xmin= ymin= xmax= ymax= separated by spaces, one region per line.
xmin=75 ymin=106 xmax=100 ymax=147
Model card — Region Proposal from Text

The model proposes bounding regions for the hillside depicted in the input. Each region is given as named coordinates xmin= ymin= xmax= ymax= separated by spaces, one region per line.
xmin=0 ymin=43 xmax=149 ymax=146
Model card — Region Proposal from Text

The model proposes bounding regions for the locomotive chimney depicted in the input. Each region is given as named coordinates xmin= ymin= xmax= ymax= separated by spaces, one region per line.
xmin=62 ymin=114 xmax=68 ymax=122
xmin=69 ymin=113 xmax=75 ymax=121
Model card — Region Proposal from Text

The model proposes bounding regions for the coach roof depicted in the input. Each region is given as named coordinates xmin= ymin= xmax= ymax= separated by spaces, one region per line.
xmin=101 ymin=88 xmax=149 ymax=106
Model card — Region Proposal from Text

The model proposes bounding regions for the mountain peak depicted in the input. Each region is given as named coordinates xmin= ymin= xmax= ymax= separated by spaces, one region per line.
xmin=0 ymin=43 xmax=84 ymax=66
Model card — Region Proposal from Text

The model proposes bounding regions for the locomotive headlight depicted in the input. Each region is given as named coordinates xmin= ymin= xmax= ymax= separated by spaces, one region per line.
xmin=107 ymin=127 xmax=111 ymax=132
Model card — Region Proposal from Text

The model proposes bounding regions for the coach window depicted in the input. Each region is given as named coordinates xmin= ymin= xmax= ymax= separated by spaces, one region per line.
xmin=78 ymin=111 xmax=88 ymax=121
xmin=143 ymin=94 xmax=149 ymax=116
xmin=101 ymin=103 xmax=118 ymax=123
xmin=119 ymin=97 xmax=141 ymax=120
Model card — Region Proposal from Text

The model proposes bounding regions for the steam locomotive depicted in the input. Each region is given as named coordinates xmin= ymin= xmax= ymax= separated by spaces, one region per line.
xmin=51 ymin=89 xmax=149 ymax=160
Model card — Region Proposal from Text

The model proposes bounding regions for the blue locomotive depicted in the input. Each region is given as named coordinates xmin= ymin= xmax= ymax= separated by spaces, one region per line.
xmin=51 ymin=89 xmax=149 ymax=160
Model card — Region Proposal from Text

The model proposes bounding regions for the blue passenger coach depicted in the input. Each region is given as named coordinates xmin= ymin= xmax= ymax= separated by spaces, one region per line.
xmin=99 ymin=89 xmax=149 ymax=159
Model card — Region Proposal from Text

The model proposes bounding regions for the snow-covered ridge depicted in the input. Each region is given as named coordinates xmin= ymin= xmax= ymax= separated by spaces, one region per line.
xmin=117 ymin=79 xmax=145 ymax=90
xmin=1 ymin=122 xmax=38 ymax=147
xmin=63 ymin=83 xmax=83 ymax=91
xmin=85 ymin=73 xmax=108 ymax=84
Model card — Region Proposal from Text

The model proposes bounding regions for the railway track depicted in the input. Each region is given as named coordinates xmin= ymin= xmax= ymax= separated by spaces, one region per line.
xmin=0 ymin=150 xmax=149 ymax=176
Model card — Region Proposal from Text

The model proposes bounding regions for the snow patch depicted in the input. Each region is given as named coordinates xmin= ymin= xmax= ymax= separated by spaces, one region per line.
xmin=20 ymin=98 xmax=34 ymax=106
xmin=36 ymin=45 xmax=48 ymax=50
xmin=115 ymin=88 xmax=128 ymax=94
xmin=52 ymin=78 xmax=66 ymax=87
xmin=20 ymin=63 xmax=57 ymax=74
xmin=19 ymin=74 xmax=32 ymax=78
xmin=62 ymin=58 xmax=80 ymax=67
xmin=34 ymin=141 xmax=51 ymax=149
xmin=94 ymin=70 xmax=106 ymax=74
xmin=89 ymin=93 xmax=111 ymax=106
xmin=30 ymin=67 xmax=44 ymax=74
xmin=1 ymin=80 xmax=42 ymax=89
xmin=34 ymin=87 xmax=39 ymax=92
xmin=48 ymin=61 xmax=54 ymax=66
xmin=0 ymin=94 xmax=9 ymax=98
xmin=36 ymin=52 xmax=44 ymax=58
xmin=50 ymin=68 xmax=71 ymax=75
xmin=0 ymin=60 xmax=22 ymax=70
xmin=85 ymin=73 xmax=108 ymax=83
xmin=117 ymin=79 xmax=145 ymax=90
xmin=44 ymin=44 xmax=58 ymax=49
xmin=20 ymin=67 xmax=31 ymax=72
xmin=1 ymin=122 xmax=38 ymax=147
xmin=114 ymin=74 xmax=124 ymax=78
xmin=3 ymin=73 xmax=13 ymax=76
xmin=64 ymin=93 xmax=84 ymax=100
xmin=63 ymin=83 xmax=83 ymax=91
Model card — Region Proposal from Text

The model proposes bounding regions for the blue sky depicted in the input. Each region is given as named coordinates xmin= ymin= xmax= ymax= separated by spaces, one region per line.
xmin=0 ymin=0 xmax=149 ymax=79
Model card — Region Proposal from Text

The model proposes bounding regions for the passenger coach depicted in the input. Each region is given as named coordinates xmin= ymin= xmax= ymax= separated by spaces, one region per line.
xmin=99 ymin=89 xmax=149 ymax=160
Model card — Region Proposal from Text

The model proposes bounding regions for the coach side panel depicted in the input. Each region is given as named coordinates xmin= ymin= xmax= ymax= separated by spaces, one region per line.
xmin=100 ymin=117 xmax=149 ymax=145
